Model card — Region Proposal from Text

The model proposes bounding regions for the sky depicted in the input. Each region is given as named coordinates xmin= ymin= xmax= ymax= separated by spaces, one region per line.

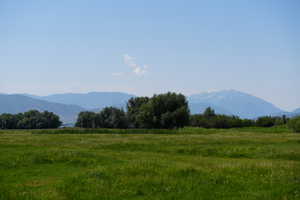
xmin=0 ymin=0 xmax=299 ymax=111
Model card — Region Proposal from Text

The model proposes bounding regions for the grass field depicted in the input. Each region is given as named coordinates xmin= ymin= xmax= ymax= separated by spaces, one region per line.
xmin=0 ymin=128 xmax=299 ymax=200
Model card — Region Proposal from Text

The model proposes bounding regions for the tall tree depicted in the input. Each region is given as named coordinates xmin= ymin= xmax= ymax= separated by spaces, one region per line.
xmin=137 ymin=92 xmax=190 ymax=129
xmin=97 ymin=107 xmax=128 ymax=129
xmin=0 ymin=110 xmax=61 ymax=129
xmin=203 ymin=107 xmax=216 ymax=118
xmin=127 ymin=97 xmax=150 ymax=128
xmin=75 ymin=112 xmax=97 ymax=128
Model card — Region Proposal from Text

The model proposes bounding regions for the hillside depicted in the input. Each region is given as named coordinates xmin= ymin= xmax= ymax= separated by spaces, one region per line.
xmin=290 ymin=108 xmax=300 ymax=117
xmin=2 ymin=90 xmax=293 ymax=122
xmin=36 ymin=92 xmax=135 ymax=109
xmin=189 ymin=102 xmax=233 ymax=115
xmin=293 ymin=108 xmax=300 ymax=114
xmin=189 ymin=90 xmax=284 ymax=118
xmin=0 ymin=94 xmax=84 ymax=123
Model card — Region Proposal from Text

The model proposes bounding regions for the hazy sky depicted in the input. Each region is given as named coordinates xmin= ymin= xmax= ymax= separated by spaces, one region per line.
xmin=1 ymin=1 xmax=299 ymax=111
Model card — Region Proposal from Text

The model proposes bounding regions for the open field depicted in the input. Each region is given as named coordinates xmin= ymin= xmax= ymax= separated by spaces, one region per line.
xmin=0 ymin=128 xmax=299 ymax=200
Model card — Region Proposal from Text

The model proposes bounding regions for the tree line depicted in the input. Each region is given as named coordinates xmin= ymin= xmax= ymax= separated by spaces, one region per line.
xmin=0 ymin=92 xmax=299 ymax=132
xmin=0 ymin=110 xmax=62 ymax=129
xmin=76 ymin=92 xmax=189 ymax=129
xmin=190 ymin=107 xmax=289 ymax=129
xmin=75 ymin=92 xmax=294 ymax=130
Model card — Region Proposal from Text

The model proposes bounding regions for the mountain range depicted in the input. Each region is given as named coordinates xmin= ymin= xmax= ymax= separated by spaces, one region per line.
xmin=30 ymin=92 xmax=135 ymax=110
xmin=189 ymin=90 xmax=284 ymax=118
xmin=0 ymin=90 xmax=299 ymax=123
xmin=0 ymin=94 xmax=83 ymax=123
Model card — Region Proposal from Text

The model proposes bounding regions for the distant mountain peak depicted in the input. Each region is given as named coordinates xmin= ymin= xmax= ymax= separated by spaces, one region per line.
xmin=189 ymin=90 xmax=284 ymax=118
xmin=1 ymin=90 xmax=292 ymax=122
xmin=293 ymin=108 xmax=300 ymax=113
xmin=0 ymin=94 xmax=84 ymax=123
xmin=0 ymin=92 xmax=136 ymax=123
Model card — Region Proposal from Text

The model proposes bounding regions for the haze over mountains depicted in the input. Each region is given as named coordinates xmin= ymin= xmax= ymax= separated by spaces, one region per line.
xmin=0 ymin=90 xmax=299 ymax=123
xmin=32 ymin=92 xmax=135 ymax=110
xmin=0 ymin=94 xmax=83 ymax=123
xmin=189 ymin=90 xmax=284 ymax=118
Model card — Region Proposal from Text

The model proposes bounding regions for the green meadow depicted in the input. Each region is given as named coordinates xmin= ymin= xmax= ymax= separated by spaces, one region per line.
xmin=0 ymin=128 xmax=299 ymax=200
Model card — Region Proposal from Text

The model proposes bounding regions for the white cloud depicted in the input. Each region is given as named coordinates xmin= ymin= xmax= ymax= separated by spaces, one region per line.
xmin=123 ymin=54 xmax=148 ymax=76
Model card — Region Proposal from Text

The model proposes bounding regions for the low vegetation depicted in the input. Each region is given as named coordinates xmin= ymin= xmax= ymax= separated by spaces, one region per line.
xmin=190 ymin=107 xmax=289 ymax=129
xmin=18 ymin=126 xmax=291 ymax=135
xmin=0 ymin=128 xmax=299 ymax=200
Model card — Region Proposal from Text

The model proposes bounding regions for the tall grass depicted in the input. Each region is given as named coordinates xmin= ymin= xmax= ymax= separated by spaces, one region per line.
xmin=26 ymin=126 xmax=292 ymax=135
xmin=0 ymin=130 xmax=299 ymax=200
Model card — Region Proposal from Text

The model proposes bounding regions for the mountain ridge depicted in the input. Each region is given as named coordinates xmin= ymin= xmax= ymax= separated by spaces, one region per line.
xmin=0 ymin=94 xmax=85 ymax=123
xmin=34 ymin=92 xmax=135 ymax=110
xmin=189 ymin=90 xmax=284 ymax=118
xmin=1 ymin=90 xmax=298 ymax=124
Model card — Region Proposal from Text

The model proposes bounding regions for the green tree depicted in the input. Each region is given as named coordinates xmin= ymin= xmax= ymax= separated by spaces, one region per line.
xmin=203 ymin=107 xmax=216 ymax=118
xmin=97 ymin=107 xmax=128 ymax=129
xmin=190 ymin=107 xmax=255 ymax=129
xmin=256 ymin=116 xmax=276 ymax=127
xmin=42 ymin=111 xmax=62 ymax=128
xmin=17 ymin=110 xmax=62 ymax=129
xmin=0 ymin=114 xmax=18 ymax=129
xmin=288 ymin=116 xmax=300 ymax=133
xmin=127 ymin=97 xmax=150 ymax=128
xmin=136 ymin=92 xmax=190 ymax=129
xmin=75 ymin=112 xmax=97 ymax=128
xmin=0 ymin=110 xmax=61 ymax=129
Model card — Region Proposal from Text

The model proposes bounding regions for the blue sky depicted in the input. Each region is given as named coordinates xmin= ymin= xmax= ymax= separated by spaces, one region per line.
xmin=0 ymin=0 xmax=299 ymax=111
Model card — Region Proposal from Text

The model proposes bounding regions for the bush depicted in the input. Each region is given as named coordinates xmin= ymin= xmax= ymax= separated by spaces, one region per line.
xmin=287 ymin=116 xmax=300 ymax=133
